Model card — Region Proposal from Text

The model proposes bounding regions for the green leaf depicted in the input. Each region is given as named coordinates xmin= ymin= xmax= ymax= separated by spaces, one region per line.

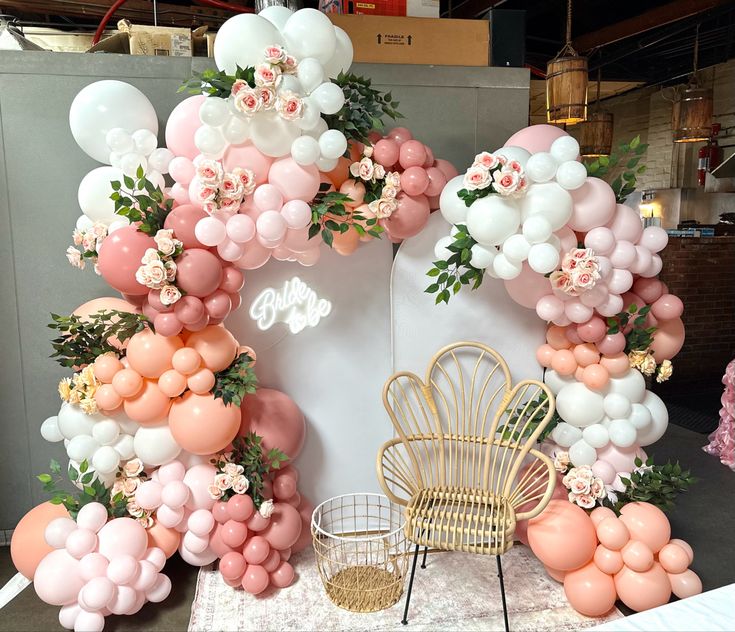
xmin=599 ymin=155 xmax=610 ymax=167
xmin=630 ymin=135 xmax=640 ymax=149
xmin=123 ymin=174 xmax=135 ymax=189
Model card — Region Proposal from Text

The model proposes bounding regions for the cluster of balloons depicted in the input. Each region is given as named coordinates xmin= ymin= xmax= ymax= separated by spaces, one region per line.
xmin=33 ymin=503 xmax=171 ymax=632
xmin=527 ymin=500 xmax=701 ymax=616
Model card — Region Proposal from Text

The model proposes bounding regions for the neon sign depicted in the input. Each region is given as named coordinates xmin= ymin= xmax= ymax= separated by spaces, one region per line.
xmin=249 ymin=277 xmax=332 ymax=334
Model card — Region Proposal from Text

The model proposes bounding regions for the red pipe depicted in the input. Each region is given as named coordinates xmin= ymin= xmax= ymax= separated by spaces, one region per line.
xmin=92 ymin=0 xmax=253 ymax=45
xmin=525 ymin=64 xmax=546 ymax=79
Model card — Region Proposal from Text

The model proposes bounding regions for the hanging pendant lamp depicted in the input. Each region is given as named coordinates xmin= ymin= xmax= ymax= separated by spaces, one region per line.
xmin=673 ymin=25 xmax=713 ymax=143
xmin=579 ymin=68 xmax=614 ymax=156
xmin=546 ymin=0 xmax=588 ymax=125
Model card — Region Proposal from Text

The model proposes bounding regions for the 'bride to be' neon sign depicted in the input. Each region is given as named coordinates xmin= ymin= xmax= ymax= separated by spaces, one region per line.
xmin=249 ymin=277 xmax=332 ymax=334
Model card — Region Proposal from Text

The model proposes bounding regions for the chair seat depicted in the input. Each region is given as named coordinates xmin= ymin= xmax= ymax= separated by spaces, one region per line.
xmin=405 ymin=486 xmax=516 ymax=555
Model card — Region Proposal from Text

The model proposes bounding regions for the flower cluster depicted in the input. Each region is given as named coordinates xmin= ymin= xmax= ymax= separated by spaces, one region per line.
xmin=231 ymin=45 xmax=301 ymax=120
xmin=463 ymin=151 xmax=527 ymax=197
xmin=135 ymin=229 xmax=184 ymax=305
xmin=66 ymin=222 xmax=108 ymax=273
xmin=549 ymin=248 xmax=601 ymax=296
xmin=196 ymin=159 xmax=255 ymax=216
xmin=208 ymin=461 xmax=251 ymax=500
xmin=110 ymin=459 xmax=153 ymax=528
xmin=58 ymin=365 xmax=99 ymax=415
xmin=553 ymin=450 xmax=571 ymax=473
xmin=562 ymin=465 xmax=606 ymax=509
xmin=629 ymin=349 xmax=673 ymax=383
xmin=349 ymin=146 xmax=402 ymax=219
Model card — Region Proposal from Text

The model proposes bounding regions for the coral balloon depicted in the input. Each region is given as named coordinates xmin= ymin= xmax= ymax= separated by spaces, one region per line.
xmin=596 ymin=517 xmax=630 ymax=551
xmin=169 ymin=392 xmax=241 ymax=454
xmin=619 ymin=503 xmax=671 ymax=554
xmin=668 ymin=569 xmax=702 ymax=599
xmin=11 ymin=502 xmax=69 ymax=579
xmin=527 ymin=500 xmax=597 ymax=571
xmin=614 ymin=562 xmax=671 ymax=612
xmin=240 ymin=388 xmax=306 ymax=461
xmin=186 ymin=325 xmax=238 ymax=372
xmin=126 ymin=329 xmax=183 ymax=378
xmin=564 ymin=562 xmax=617 ymax=617
xmin=147 ymin=522 xmax=181 ymax=558
xmin=594 ymin=545 xmax=624 ymax=575
xmin=123 ymin=379 xmax=171 ymax=426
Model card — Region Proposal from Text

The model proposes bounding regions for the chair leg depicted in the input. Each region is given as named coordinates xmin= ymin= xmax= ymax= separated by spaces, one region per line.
xmin=496 ymin=555 xmax=510 ymax=632
xmin=420 ymin=546 xmax=429 ymax=569
xmin=402 ymin=543 xmax=421 ymax=625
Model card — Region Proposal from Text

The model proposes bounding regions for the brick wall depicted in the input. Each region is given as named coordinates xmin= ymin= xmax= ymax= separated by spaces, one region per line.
xmin=656 ymin=236 xmax=735 ymax=394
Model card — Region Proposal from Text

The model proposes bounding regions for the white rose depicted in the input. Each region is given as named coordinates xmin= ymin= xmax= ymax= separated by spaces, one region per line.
xmin=140 ymin=248 xmax=161 ymax=265
xmin=259 ymin=499 xmax=275 ymax=518
xmin=223 ymin=463 xmax=244 ymax=477
xmin=159 ymin=284 xmax=181 ymax=306
xmin=154 ymin=229 xmax=177 ymax=256
xmin=382 ymin=185 xmax=397 ymax=199
xmin=464 ymin=165 xmax=492 ymax=191
xmin=358 ymin=157 xmax=374 ymax=181
xmin=208 ymin=484 xmax=223 ymax=500
xmin=349 ymin=162 xmax=361 ymax=178
xmin=373 ymin=164 xmax=386 ymax=179
xmin=215 ymin=473 xmax=233 ymax=491
xmin=231 ymin=475 xmax=250 ymax=494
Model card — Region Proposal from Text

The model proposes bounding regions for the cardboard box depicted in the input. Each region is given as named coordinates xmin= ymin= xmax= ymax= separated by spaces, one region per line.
xmin=341 ymin=0 xmax=439 ymax=18
xmin=88 ymin=20 xmax=191 ymax=56
xmin=329 ymin=15 xmax=489 ymax=66
xmin=192 ymin=27 xmax=216 ymax=57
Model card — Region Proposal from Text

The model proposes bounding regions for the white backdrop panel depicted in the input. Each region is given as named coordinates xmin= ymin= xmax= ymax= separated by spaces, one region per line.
xmin=226 ymin=239 xmax=394 ymax=505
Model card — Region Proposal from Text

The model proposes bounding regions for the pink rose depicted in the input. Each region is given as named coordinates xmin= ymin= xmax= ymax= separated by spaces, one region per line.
xmin=572 ymin=493 xmax=597 ymax=509
xmin=276 ymin=90 xmax=303 ymax=121
xmin=508 ymin=160 xmax=523 ymax=173
xmin=590 ymin=478 xmax=606 ymax=498
xmin=257 ymin=87 xmax=276 ymax=110
xmin=464 ymin=165 xmax=491 ymax=191
xmin=196 ymin=159 xmax=224 ymax=186
xmin=154 ymin=229 xmax=178 ymax=256
xmin=232 ymin=167 xmax=256 ymax=196
xmin=202 ymin=201 xmax=218 ymax=216
xmin=282 ymin=56 xmax=298 ymax=73
xmin=221 ymin=173 xmax=244 ymax=199
xmin=218 ymin=197 xmax=241 ymax=213
xmin=264 ymin=45 xmax=286 ymax=64
xmin=91 ymin=223 xmax=108 ymax=239
xmin=357 ymin=157 xmax=374 ymax=181
xmin=159 ymin=284 xmax=182 ymax=306
xmin=473 ymin=151 xmax=499 ymax=170
xmin=231 ymin=79 xmax=249 ymax=96
xmin=199 ymin=184 xmax=218 ymax=202
xmin=569 ymin=478 xmax=591 ymax=494
xmin=82 ymin=233 xmax=98 ymax=253
xmin=549 ymin=271 xmax=572 ymax=293
xmin=233 ymin=88 xmax=261 ymax=116
xmin=492 ymin=168 xmax=520 ymax=196
xmin=66 ymin=246 xmax=84 ymax=269
xmin=574 ymin=271 xmax=595 ymax=290
xmin=254 ymin=63 xmax=280 ymax=87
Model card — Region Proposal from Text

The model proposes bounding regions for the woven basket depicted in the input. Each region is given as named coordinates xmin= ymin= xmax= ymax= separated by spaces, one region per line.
xmin=311 ymin=493 xmax=409 ymax=613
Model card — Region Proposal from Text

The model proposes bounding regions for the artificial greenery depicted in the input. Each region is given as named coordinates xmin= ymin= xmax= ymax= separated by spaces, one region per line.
xmin=110 ymin=166 xmax=174 ymax=236
xmin=455 ymin=186 xmax=493 ymax=208
xmin=37 ymin=459 xmax=127 ymax=520
xmin=213 ymin=433 xmax=288 ymax=508
xmin=322 ymin=72 xmax=403 ymax=146
xmin=308 ymin=183 xmax=383 ymax=247
xmin=425 ymin=225 xmax=484 ymax=304
xmin=604 ymin=456 xmax=696 ymax=514
xmin=498 ymin=391 xmax=560 ymax=443
xmin=49 ymin=310 xmax=151 ymax=368
xmin=179 ymin=65 xmax=254 ymax=98
xmin=606 ymin=303 xmax=657 ymax=353
xmin=212 ymin=352 xmax=258 ymax=407
xmin=584 ymin=135 xmax=649 ymax=202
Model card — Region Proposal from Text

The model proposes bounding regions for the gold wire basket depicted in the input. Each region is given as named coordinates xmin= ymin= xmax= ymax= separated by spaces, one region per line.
xmin=311 ymin=493 xmax=409 ymax=613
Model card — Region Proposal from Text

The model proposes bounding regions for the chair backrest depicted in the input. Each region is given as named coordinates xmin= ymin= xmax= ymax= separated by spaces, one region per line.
xmin=383 ymin=342 xmax=554 ymax=496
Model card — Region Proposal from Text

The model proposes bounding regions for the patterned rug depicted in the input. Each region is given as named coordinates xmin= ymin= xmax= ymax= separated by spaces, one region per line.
xmin=188 ymin=545 xmax=622 ymax=631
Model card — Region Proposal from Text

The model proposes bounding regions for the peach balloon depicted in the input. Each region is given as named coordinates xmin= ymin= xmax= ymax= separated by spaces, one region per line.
xmin=187 ymin=368 xmax=216 ymax=394
xmin=536 ymin=344 xmax=556 ymax=368
xmin=564 ymin=562 xmax=617 ymax=617
xmin=339 ymin=179 xmax=366 ymax=207
xmin=621 ymin=540 xmax=654 ymax=572
xmin=650 ymin=317 xmax=685 ymax=363
xmin=573 ymin=343 xmax=601 ymax=368
xmin=574 ymin=366 xmax=585 ymax=381
xmin=590 ymin=506 xmax=616 ymax=528
xmin=582 ymin=363 xmax=610 ymax=390
xmin=596 ymin=517 xmax=630 ymax=551
xmin=123 ymin=379 xmax=172 ymax=426
xmin=239 ymin=388 xmax=306 ymax=462
xmin=147 ymin=521 xmax=181 ymax=558
xmin=239 ymin=346 xmax=257 ymax=365
xmin=545 ymin=565 xmax=566 ymax=583
xmin=332 ymin=226 xmax=360 ymax=256
xmin=172 ymin=347 xmax=202 ymax=375
xmin=111 ymin=368 xmax=143 ymax=398
xmin=186 ymin=326 xmax=238 ymax=372
xmin=658 ymin=543 xmax=690 ymax=574
xmin=11 ymin=502 xmax=69 ymax=579
xmin=324 ymin=156 xmax=352 ymax=188
xmin=93 ymin=354 xmax=124 ymax=383
xmin=169 ymin=392 xmax=240 ymax=454
xmin=158 ymin=370 xmax=188 ymax=398
xmin=126 ymin=329 xmax=183 ymax=378
xmin=668 ymin=569 xmax=702 ymax=599
xmin=599 ymin=352 xmax=631 ymax=377
xmin=551 ymin=349 xmax=577 ymax=376
xmin=619 ymin=503 xmax=671 ymax=554
xmin=614 ymin=562 xmax=671 ymax=611
xmin=594 ymin=545 xmax=624 ymax=575
xmin=527 ymin=500 xmax=597 ymax=572
xmin=668 ymin=539 xmax=694 ymax=564
xmin=547 ymin=325 xmax=572 ymax=350
xmin=95 ymin=384 xmax=122 ymax=411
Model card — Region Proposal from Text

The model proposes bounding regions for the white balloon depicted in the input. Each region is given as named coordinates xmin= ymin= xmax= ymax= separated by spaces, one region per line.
xmin=57 ymin=403 xmax=97 ymax=439
xmin=132 ymin=129 xmax=158 ymax=156
xmin=322 ymin=26 xmax=354 ymax=78
xmin=494 ymin=146 xmax=531 ymax=168
xmin=259 ymin=5 xmax=293 ymax=30
xmin=546 ymin=233 xmax=561 ymax=250
xmin=544 ymin=369 xmax=576 ymax=395
xmin=105 ymin=128 xmax=134 ymax=154
xmin=92 ymin=419 xmax=120 ymax=446
xmin=521 ymin=182 xmax=573 ymax=230
xmin=40 ymin=416 xmax=64 ymax=442
xmin=148 ymin=148 xmax=174 ymax=174
xmin=434 ymin=236 xmax=454 ymax=260
xmin=296 ymin=99 xmax=322 ymax=131
xmin=603 ymin=393 xmax=632 ymax=420
xmin=550 ymin=135 xmax=580 ymax=163
xmin=315 ymin=155 xmax=338 ymax=171
xmin=222 ymin=116 xmax=251 ymax=145
xmin=214 ymin=14 xmax=283 ymax=74
xmin=527 ymin=242 xmax=560 ymax=274
xmin=311 ymin=81 xmax=345 ymax=115
xmin=525 ymin=152 xmax=557 ymax=182
xmin=606 ymin=370 xmax=646 ymax=404
xmin=466 ymin=196 xmax=521 ymax=246
xmin=134 ymin=425 xmax=182 ymax=467
xmin=582 ymin=424 xmax=609 ymax=449
xmin=198 ymin=96 xmax=230 ymax=127
xmin=522 ymin=215 xmax=553 ymax=244
xmin=78 ymin=166 xmax=125 ymax=225
xmin=119 ymin=152 xmax=147 ymax=177
xmin=69 ymin=80 xmax=158 ymax=164
xmin=629 ymin=403 xmax=652 ymax=430
xmin=556 ymin=382 xmax=605 ymax=427
xmin=502 ymin=233 xmax=531 ymax=261
xmin=492 ymin=253 xmax=522 ymax=280
xmin=113 ymin=434 xmax=135 ymax=460
xmin=569 ymin=439 xmax=597 ymax=466
xmin=194 ymin=125 xmax=226 ymax=157
xmin=469 ymin=243 xmax=496 ymax=269
xmin=552 ymin=422 xmax=582 ymax=448
xmin=291 ymin=135 xmax=321 ymax=165
xmin=297 ymin=57 xmax=326 ymax=94
xmin=282 ymin=8 xmax=337 ymax=64
xmin=440 ymin=175 xmax=470 ymax=224
xmin=555 ymin=160 xmax=587 ymax=190
xmin=251 ymin=113 xmax=299 ymax=157
xmin=318 ymin=129 xmax=347 ymax=160
xmin=636 ymin=391 xmax=669 ymax=446
xmin=92 ymin=445 xmax=121 ymax=474
xmin=75 ymin=215 xmax=94 ymax=231
xmin=608 ymin=419 xmax=637 ymax=448
xmin=67 ymin=435 xmax=100 ymax=462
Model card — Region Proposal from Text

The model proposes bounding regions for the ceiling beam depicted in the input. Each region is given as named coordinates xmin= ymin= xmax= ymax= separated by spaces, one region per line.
xmin=573 ymin=0 xmax=731 ymax=51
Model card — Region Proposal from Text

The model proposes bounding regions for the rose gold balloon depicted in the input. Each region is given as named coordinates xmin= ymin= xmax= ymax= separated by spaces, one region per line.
xmin=614 ymin=562 xmax=671 ymax=612
xmin=564 ymin=562 xmax=617 ymax=617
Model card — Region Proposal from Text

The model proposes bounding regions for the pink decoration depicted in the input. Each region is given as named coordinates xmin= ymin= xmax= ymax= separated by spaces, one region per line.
xmin=703 ymin=359 xmax=735 ymax=470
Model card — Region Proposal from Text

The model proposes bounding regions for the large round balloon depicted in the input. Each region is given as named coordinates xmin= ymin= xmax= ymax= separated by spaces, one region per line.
xmin=504 ymin=125 xmax=568 ymax=154
xmin=78 ymin=166 xmax=126 ymax=225
xmin=97 ymin=226 xmax=156 ymax=296
xmin=11 ymin=502 xmax=69 ymax=579
xmin=69 ymin=80 xmax=158 ymax=164
xmin=214 ymin=14 xmax=283 ymax=75
xmin=169 ymin=393 xmax=241 ymax=455
xmin=239 ymin=388 xmax=306 ymax=461
xmin=165 ymin=96 xmax=205 ymax=161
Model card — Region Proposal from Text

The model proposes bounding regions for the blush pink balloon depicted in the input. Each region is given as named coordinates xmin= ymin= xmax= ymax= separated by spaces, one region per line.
xmin=599 ymin=352 xmax=630 ymax=377
xmin=372 ymin=138 xmax=399 ymax=167
xmin=268 ymin=158 xmax=319 ymax=202
xmin=596 ymin=444 xmax=646 ymax=473
xmin=164 ymin=204 xmax=208 ymax=249
xmin=556 ymin=227 xmax=578 ymax=253
xmin=175 ymin=249 xmax=223 ymax=298
xmin=223 ymin=142 xmax=273 ymax=185
xmin=33 ymin=549 xmax=84 ymax=606
xmin=225 ymin=214 xmax=256 ymax=244
xmin=97 ymin=227 xmax=157 ymax=296
xmin=591 ymin=459 xmax=617 ymax=485
xmin=504 ymin=263 xmax=554 ymax=309
xmin=169 ymin=182 xmax=190 ymax=205
xmin=569 ymin=178 xmax=617 ymax=232
xmin=608 ymin=269 xmax=634 ymax=294
xmin=565 ymin=301 xmax=593 ymax=323
xmin=399 ymin=140 xmax=427 ymax=169
xmin=609 ymin=240 xmax=637 ymax=269
xmin=649 ymin=317 xmax=685 ymax=362
xmin=400 ymin=166 xmax=430 ymax=196
xmin=240 ymin=388 xmax=305 ymax=461
xmin=380 ymin=193 xmax=430 ymax=240
xmin=387 ymin=126 xmax=414 ymax=144
xmin=607 ymin=204 xmax=643 ymax=243
xmin=195 ymin=216 xmax=227 ymax=247
xmin=256 ymin=210 xmax=288 ymax=241
xmin=651 ymin=294 xmax=683 ymax=320
xmin=280 ymin=200 xmax=311 ymax=229
xmin=253 ymin=184 xmax=284 ymax=212
xmin=217 ymin=238 xmax=245 ymax=262
xmin=424 ymin=166 xmax=448 ymax=196
xmin=235 ymin=240 xmax=272 ymax=270
xmin=168 ymin=157 xmax=195 ymax=185
xmin=577 ymin=316 xmax=606 ymax=343
xmin=504 ymin=125 xmax=568 ymax=154
xmin=98 ymin=517 xmax=148 ymax=559
xmin=536 ymin=295 xmax=565 ymax=321
xmin=639 ymin=226 xmax=668 ymax=253
xmin=584 ymin=227 xmax=616 ymax=255
xmin=165 ymin=95 xmax=206 ymax=160
xmin=597 ymin=333 xmax=626 ymax=355
xmin=434 ymin=158 xmax=459 ymax=181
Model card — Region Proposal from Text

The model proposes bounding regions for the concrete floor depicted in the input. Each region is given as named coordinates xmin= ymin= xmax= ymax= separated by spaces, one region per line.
xmin=1 ymin=423 xmax=733 ymax=631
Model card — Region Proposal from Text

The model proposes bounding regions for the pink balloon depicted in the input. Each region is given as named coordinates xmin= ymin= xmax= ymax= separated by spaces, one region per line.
xmin=98 ymin=518 xmax=148 ymax=560
xmin=225 ymin=214 xmax=256 ymax=244
xmin=609 ymin=240 xmax=637 ymax=269
xmin=296 ymin=247 xmax=321 ymax=266
xmin=608 ymin=269 xmax=634 ymax=294
xmin=253 ymin=184 xmax=284 ymax=212
xmin=639 ymin=226 xmax=668 ymax=253
xmin=596 ymin=293 xmax=624 ymax=318
xmin=280 ymin=199 xmax=311 ymax=230
xmin=244 ymin=535 xmax=270 ymax=565
xmin=169 ymin=182 xmax=190 ymax=205
xmin=597 ymin=333 xmax=626 ymax=355
xmin=372 ymin=138 xmax=399 ymax=167
xmin=183 ymin=464 xmax=218 ymax=511
xmin=504 ymin=124 xmax=569 ymax=154
xmin=256 ymin=210 xmax=288 ymax=241
xmin=504 ymin=263 xmax=553 ymax=309
xmin=174 ymin=295 xmax=205 ymax=325
xmin=569 ymin=178 xmax=617 ymax=232
xmin=175 ymin=249 xmax=223 ymax=298
xmin=565 ymin=301 xmax=593 ymax=323
xmin=380 ymin=193 xmax=430 ymax=240
xmin=242 ymin=564 xmax=269 ymax=594
xmin=165 ymin=95 xmax=206 ymax=161
xmin=235 ymin=240 xmax=272 ymax=270
xmin=434 ymin=158 xmax=459 ymax=181
xmin=268 ymin=158 xmax=319 ymax=202
xmin=219 ymin=551 xmax=246 ymax=581
xmin=270 ymin=561 xmax=295 ymax=588
xmin=387 ymin=126 xmax=414 ymax=144
xmin=556 ymin=227 xmax=578 ymax=253
xmin=240 ymin=388 xmax=305 ymax=461
xmin=154 ymin=312 xmax=183 ymax=337
xmin=97 ymin=227 xmax=156 ymax=296
xmin=577 ymin=316 xmax=606 ymax=343
xmin=536 ymin=295 xmax=565 ymax=321
xmin=399 ymin=140 xmax=428 ymax=169
xmin=651 ymin=294 xmax=683 ymax=320
xmin=217 ymin=238 xmax=245 ymax=262
xmin=283 ymin=225 xmax=321 ymax=253
xmin=650 ymin=316 xmax=685 ymax=362
xmin=263 ymin=503 xmax=302 ymax=550
xmin=591 ymin=459 xmax=617 ymax=485
xmin=195 ymin=216 xmax=227 ymax=247
xmin=219 ymin=266 xmax=244 ymax=294
xmin=169 ymin=157 xmax=196 ymax=185
xmin=584 ymin=227 xmax=616 ymax=255
xmin=400 ymin=166 xmax=430 ymax=196
xmin=424 ymin=166 xmax=448 ymax=196
xmin=34 ymin=550 xmax=84 ymax=606
xmin=607 ymin=205 xmax=643 ymax=243
xmin=596 ymin=444 xmax=646 ymax=473
xmin=630 ymin=245 xmax=652 ymax=274
xmin=203 ymin=290 xmax=232 ymax=320
xmin=164 ymin=204 xmax=208 ymax=249
xmin=223 ymin=142 xmax=273 ymax=185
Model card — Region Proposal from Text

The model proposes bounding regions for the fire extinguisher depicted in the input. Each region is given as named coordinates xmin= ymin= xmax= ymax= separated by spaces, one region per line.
xmin=698 ymin=123 xmax=723 ymax=186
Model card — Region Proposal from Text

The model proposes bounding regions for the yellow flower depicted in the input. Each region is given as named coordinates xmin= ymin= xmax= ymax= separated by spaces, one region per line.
xmin=628 ymin=350 xmax=648 ymax=368
xmin=67 ymin=387 xmax=81 ymax=404
xmin=640 ymin=354 xmax=657 ymax=376
xmin=79 ymin=396 xmax=99 ymax=415
xmin=58 ymin=377 xmax=72 ymax=402
xmin=79 ymin=365 xmax=99 ymax=387
xmin=656 ymin=359 xmax=673 ymax=383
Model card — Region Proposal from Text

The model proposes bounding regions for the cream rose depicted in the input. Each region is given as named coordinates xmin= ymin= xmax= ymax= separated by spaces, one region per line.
xmin=215 ymin=473 xmax=233 ymax=491
xmin=126 ymin=501 xmax=144 ymax=518
xmin=234 ymin=88 xmax=262 ymax=116
xmin=159 ymin=284 xmax=182 ymax=306
xmin=141 ymin=248 xmax=161 ymax=265
xmin=154 ymin=229 xmax=177 ymax=256
xmin=202 ymin=201 xmax=218 ymax=216
xmin=386 ymin=171 xmax=402 ymax=188
xmin=231 ymin=475 xmax=250 ymax=494
xmin=473 ymin=151 xmax=499 ymax=170
xmin=357 ymin=157 xmax=374 ymax=181
xmin=199 ymin=184 xmax=218 ymax=203
xmin=572 ymin=493 xmax=597 ymax=509
xmin=66 ymin=247 xmax=84 ymax=269
xmin=72 ymin=229 xmax=83 ymax=246
xmin=223 ymin=463 xmax=244 ymax=477
xmin=363 ymin=145 xmax=374 ymax=158
xmin=283 ymin=56 xmax=297 ymax=73
xmin=656 ymin=359 xmax=673 ymax=383
xmin=254 ymin=63 xmax=280 ymax=87
xmin=276 ymin=90 xmax=304 ymax=121
xmin=349 ymin=161 xmax=361 ymax=178
xmin=259 ymin=499 xmax=275 ymax=518
xmin=492 ymin=168 xmax=520 ymax=196
xmin=382 ymin=185 xmax=397 ymax=199
xmin=196 ymin=159 xmax=224 ymax=186
xmin=369 ymin=198 xmax=397 ymax=219
xmin=640 ymin=354 xmax=657 ymax=376
xmin=221 ymin=173 xmax=244 ymax=200
xmin=208 ymin=484 xmax=224 ymax=500
xmin=232 ymin=167 xmax=256 ymax=195
xmin=373 ymin=164 xmax=386 ymax=180
xmin=549 ymin=271 xmax=572 ymax=293
xmin=123 ymin=477 xmax=140 ymax=495
xmin=124 ymin=458 xmax=144 ymax=477
xmin=464 ymin=165 xmax=492 ymax=191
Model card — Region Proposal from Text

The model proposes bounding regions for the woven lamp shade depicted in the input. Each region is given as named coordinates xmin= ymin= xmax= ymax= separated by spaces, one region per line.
xmin=546 ymin=55 xmax=589 ymax=125
xmin=672 ymin=86 xmax=713 ymax=143
xmin=578 ymin=111 xmax=614 ymax=156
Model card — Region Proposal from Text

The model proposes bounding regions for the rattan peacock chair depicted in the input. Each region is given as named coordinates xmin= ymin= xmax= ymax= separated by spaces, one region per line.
xmin=377 ymin=342 xmax=557 ymax=630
